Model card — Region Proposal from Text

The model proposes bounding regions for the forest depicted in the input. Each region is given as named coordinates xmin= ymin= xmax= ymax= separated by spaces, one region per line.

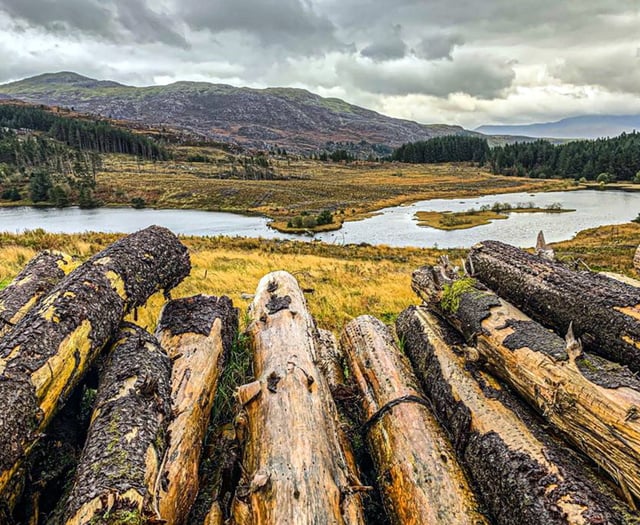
xmin=0 ymin=104 xmax=168 ymax=207
xmin=392 ymin=132 xmax=640 ymax=181
xmin=0 ymin=104 xmax=167 ymax=160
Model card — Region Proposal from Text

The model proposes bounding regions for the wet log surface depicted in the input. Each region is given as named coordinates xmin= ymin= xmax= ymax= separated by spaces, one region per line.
xmin=63 ymin=323 xmax=172 ymax=525
xmin=235 ymin=271 xmax=365 ymax=525
xmin=0 ymin=225 xmax=190 ymax=498
xmin=341 ymin=315 xmax=488 ymax=525
xmin=154 ymin=295 xmax=238 ymax=525
xmin=0 ymin=250 xmax=73 ymax=338
xmin=397 ymin=305 xmax=640 ymax=525
xmin=413 ymin=266 xmax=640 ymax=504
xmin=470 ymin=239 xmax=640 ymax=371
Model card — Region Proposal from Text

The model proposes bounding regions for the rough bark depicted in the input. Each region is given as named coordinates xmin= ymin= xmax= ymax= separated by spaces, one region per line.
xmin=154 ymin=295 xmax=239 ymax=525
xmin=63 ymin=323 xmax=172 ymax=525
xmin=317 ymin=328 xmax=346 ymax=392
xmin=235 ymin=271 xmax=365 ymax=525
xmin=0 ymin=250 xmax=74 ymax=338
xmin=469 ymin=239 xmax=640 ymax=371
xmin=413 ymin=265 xmax=640 ymax=504
xmin=0 ymin=225 xmax=190 ymax=498
xmin=397 ymin=305 xmax=639 ymax=525
xmin=341 ymin=315 xmax=488 ymax=525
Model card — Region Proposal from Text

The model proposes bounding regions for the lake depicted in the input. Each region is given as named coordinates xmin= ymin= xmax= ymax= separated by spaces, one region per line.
xmin=0 ymin=190 xmax=637 ymax=248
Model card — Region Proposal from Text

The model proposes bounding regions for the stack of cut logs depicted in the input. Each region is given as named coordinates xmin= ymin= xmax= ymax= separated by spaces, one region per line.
xmin=2 ymin=226 xmax=640 ymax=525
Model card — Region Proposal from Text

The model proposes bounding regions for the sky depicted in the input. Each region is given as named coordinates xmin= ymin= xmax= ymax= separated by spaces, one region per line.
xmin=0 ymin=0 xmax=639 ymax=129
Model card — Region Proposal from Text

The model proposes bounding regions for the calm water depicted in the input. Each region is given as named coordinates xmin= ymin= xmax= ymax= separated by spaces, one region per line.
xmin=0 ymin=190 xmax=637 ymax=248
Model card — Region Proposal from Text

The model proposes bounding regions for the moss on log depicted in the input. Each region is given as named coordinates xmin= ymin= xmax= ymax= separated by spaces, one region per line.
xmin=470 ymin=239 xmax=640 ymax=371
xmin=341 ymin=315 xmax=488 ymax=525
xmin=235 ymin=271 xmax=365 ymax=525
xmin=397 ymin=305 xmax=640 ymax=525
xmin=413 ymin=265 xmax=640 ymax=505
xmin=63 ymin=323 xmax=172 ymax=525
xmin=154 ymin=295 xmax=238 ymax=524
xmin=0 ymin=250 xmax=74 ymax=338
xmin=0 ymin=226 xmax=190 ymax=499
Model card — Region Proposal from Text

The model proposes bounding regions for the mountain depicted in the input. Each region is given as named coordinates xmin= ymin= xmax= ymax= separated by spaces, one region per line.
xmin=477 ymin=115 xmax=640 ymax=140
xmin=0 ymin=72 xmax=471 ymax=152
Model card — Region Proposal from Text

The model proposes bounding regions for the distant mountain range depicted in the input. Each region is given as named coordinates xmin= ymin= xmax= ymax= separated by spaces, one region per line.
xmin=0 ymin=72 xmax=472 ymax=153
xmin=477 ymin=115 xmax=640 ymax=140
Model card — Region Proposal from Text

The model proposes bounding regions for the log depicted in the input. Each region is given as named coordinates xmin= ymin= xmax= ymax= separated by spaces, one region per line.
xmin=235 ymin=271 xmax=365 ymax=525
xmin=317 ymin=328 xmax=346 ymax=391
xmin=397 ymin=305 xmax=639 ymax=525
xmin=469 ymin=239 xmax=640 ymax=371
xmin=341 ymin=315 xmax=488 ymax=525
xmin=0 ymin=225 xmax=190 ymax=497
xmin=154 ymin=294 xmax=239 ymax=524
xmin=0 ymin=250 xmax=73 ymax=338
xmin=413 ymin=265 xmax=640 ymax=504
xmin=63 ymin=323 xmax=172 ymax=525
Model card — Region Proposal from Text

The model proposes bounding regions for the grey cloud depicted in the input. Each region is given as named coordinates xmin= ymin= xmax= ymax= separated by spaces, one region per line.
xmin=551 ymin=49 xmax=640 ymax=95
xmin=338 ymin=55 xmax=515 ymax=99
xmin=415 ymin=34 xmax=463 ymax=60
xmin=360 ymin=24 xmax=407 ymax=61
xmin=0 ymin=0 xmax=189 ymax=48
xmin=360 ymin=39 xmax=407 ymax=61
xmin=183 ymin=0 xmax=342 ymax=55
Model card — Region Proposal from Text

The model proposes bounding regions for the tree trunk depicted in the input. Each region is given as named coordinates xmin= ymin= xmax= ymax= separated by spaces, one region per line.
xmin=317 ymin=328 xmax=346 ymax=392
xmin=0 ymin=226 xmax=190 ymax=498
xmin=397 ymin=305 xmax=639 ymax=525
xmin=234 ymin=271 xmax=365 ymax=525
xmin=154 ymin=295 xmax=239 ymax=525
xmin=63 ymin=323 xmax=172 ymax=525
xmin=413 ymin=265 xmax=640 ymax=505
xmin=341 ymin=315 xmax=488 ymax=525
xmin=0 ymin=250 xmax=73 ymax=338
xmin=469 ymin=239 xmax=640 ymax=371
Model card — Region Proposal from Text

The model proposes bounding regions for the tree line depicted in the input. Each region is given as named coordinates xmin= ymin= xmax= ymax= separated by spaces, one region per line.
xmin=0 ymin=104 xmax=167 ymax=160
xmin=391 ymin=132 xmax=640 ymax=182
xmin=391 ymin=136 xmax=490 ymax=164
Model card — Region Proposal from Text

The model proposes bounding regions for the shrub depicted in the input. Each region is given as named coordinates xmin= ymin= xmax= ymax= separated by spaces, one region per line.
xmin=131 ymin=197 xmax=146 ymax=209
xmin=317 ymin=210 xmax=334 ymax=225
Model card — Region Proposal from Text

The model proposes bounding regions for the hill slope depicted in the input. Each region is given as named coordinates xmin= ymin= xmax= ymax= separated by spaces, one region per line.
xmin=0 ymin=72 xmax=470 ymax=152
xmin=477 ymin=114 xmax=640 ymax=139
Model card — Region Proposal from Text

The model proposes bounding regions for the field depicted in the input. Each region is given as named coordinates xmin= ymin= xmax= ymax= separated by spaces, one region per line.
xmin=1 ymin=223 xmax=638 ymax=335
xmin=95 ymin=150 xmax=575 ymax=226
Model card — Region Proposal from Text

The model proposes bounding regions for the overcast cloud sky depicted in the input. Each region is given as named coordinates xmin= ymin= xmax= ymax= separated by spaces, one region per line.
xmin=0 ymin=0 xmax=639 ymax=128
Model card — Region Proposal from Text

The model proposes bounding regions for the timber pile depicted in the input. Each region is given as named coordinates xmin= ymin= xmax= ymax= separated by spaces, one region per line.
xmin=3 ymin=228 xmax=640 ymax=524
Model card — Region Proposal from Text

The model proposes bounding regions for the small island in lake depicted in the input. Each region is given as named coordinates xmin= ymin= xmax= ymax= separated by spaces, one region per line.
xmin=415 ymin=201 xmax=575 ymax=230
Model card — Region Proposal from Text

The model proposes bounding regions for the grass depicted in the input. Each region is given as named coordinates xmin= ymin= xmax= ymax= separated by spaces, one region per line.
xmin=415 ymin=206 xmax=574 ymax=231
xmin=0 ymin=232 xmax=458 ymax=333
xmin=0 ymin=222 xmax=638 ymax=333
xmin=94 ymin=149 xmax=574 ymax=225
